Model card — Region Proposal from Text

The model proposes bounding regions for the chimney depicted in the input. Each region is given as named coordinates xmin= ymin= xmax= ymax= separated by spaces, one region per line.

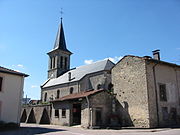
xmin=68 ymin=72 xmax=71 ymax=81
xmin=152 ymin=49 xmax=160 ymax=60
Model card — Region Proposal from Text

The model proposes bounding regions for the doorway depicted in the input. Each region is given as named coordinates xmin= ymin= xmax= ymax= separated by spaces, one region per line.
xmin=72 ymin=104 xmax=81 ymax=125
xmin=95 ymin=108 xmax=102 ymax=126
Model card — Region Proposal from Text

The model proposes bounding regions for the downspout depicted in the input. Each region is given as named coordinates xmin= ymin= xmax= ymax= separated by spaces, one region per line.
xmin=86 ymin=96 xmax=90 ymax=128
xmin=152 ymin=62 xmax=159 ymax=127
xmin=175 ymin=68 xmax=180 ymax=105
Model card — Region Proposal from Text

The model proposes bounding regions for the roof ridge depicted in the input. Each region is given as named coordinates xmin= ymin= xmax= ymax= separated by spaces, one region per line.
xmin=75 ymin=59 xmax=110 ymax=69
xmin=0 ymin=66 xmax=28 ymax=77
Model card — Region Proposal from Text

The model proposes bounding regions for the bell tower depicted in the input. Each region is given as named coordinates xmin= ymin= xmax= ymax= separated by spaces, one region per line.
xmin=47 ymin=18 xmax=72 ymax=78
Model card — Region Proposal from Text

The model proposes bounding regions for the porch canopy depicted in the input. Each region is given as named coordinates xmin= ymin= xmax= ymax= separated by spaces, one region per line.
xmin=51 ymin=89 xmax=104 ymax=102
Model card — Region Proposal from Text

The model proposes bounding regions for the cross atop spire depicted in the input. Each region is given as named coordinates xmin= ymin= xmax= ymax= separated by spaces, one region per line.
xmin=60 ymin=8 xmax=63 ymax=20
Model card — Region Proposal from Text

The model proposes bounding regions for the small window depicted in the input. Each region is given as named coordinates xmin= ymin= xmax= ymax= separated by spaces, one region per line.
xmin=62 ymin=109 xmax=66 ymax=118
xmin=170 ymin=108 xmax=177 ymax=121
xmin=57 ymin=90 xmax=60 ymax=99
xmin=0 ymin=101 xmax=2 ymax=118
xmin=64 ymin=57 xmax=67 ymax=69
xmin=162 ymin=107 xmax=168 ymax=121
xmin=97 ymin=84 xmax=102 ymax=90
xmin=70 ymin=87 xmax=73 ymax=94
xmin=44 ymin=93 xmax=47 ymax=102
xmin=0 ymin=77 xmax=2 ymax=91
xmin=55 ymin=109 xmax=59 ymax=118
xmin=50 ymin=57 xmax=53 ymax=69
xmin=159 ymin=84 xmax=167 ymax=101
xmin=53 ymin=56 xmax=56 ymax=68
xmin=108 ymin=83 xmax=113 ymax=92
xmin=60 ymin=56 xmax=63 ymax=68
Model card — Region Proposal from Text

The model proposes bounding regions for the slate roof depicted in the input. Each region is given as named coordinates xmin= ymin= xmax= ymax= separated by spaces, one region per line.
xmin=0 ymin=66 xmax=28 ymax=77
xmin=51 ymin=89 xmax=104 ymax=102
xmin=49 ymin=19 xmax=72 ymax=54
xmin=42 ymin=59 xmax=115 ymax=88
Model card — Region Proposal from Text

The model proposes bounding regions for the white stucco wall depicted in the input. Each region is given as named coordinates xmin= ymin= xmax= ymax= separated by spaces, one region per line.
xmin=0 ymin=72 xmax=24 ymax=124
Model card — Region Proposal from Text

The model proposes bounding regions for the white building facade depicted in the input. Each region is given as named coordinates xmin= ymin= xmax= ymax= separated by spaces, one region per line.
xmin=0 ymin=66 xmax=28 ymax=125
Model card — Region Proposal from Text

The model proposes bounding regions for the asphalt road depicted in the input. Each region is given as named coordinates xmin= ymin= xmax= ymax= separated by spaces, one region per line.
xmin=0 ymin=123 xmax=180 ymax=135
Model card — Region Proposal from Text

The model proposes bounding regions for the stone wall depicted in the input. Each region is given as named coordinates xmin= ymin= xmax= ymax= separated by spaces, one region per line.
xmin=112 ymin=56 xmax=150 ymax=128
xmin=146 ymin=61 xmax=180 ymax=127
xmin=51 ymin=101 xmax=72 ymax=126
xmin=42 ymin=71 xmax=112 ymax=103
xmin=21 ymin=105 xmax=51 ymax=124
xmin=41 ymin=81 xmax=79 ymax=102
xmin=79 ymin=71 xmax=111 ymax=91
xmin=81 ymin=91 xmax=112 ymax=128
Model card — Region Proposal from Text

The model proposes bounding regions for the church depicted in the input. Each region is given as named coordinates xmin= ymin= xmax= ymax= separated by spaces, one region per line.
xmin=21 ymin=18 xmax=180 ymax=128
xmin=41 ymin=18 xmax=115 ymax=128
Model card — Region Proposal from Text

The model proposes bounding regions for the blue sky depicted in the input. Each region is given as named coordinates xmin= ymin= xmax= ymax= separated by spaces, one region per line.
xmin=0 ymin=0 xmax=180 ymax=99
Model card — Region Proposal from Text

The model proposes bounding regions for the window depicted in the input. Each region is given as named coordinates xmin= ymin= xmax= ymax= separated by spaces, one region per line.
xmin=170 ymin=108 xmax=177 ymax=121
xmin=51 ymin=57 xmax=54 ymax=69
xmin=159 ymin=84 xmax=167 ymax=101
xmin=60 ymin=56 xmax=63 ymax=68
xmin=70 ymin=87 xmax=73 ymax=94
xmin=62 ymin=109 xmax=66 ymax=118
xmin=0 ymin=77 xmax=2 ymax=91
xmin=50 ymin=57 xmax=52 ymax=69
xmin=53 ymin=56 xmax=56 ymax=68
xmin=55 ymin=109 xmax=59 ymax=118
xmin=162 ymin=107 xmax=168 ymax=121
xmin=64 ymin=57 xmax=67 ymax=69
xmin=0 ymin=101 xmax=1 ymax=118
xmin=57 ymin=90 xmax=60 ymax=99
xmin=108 ymin=83 xmax=113 ymax=92
xmin=97 ymin=84 xmax=102 ymax=90
xmin=44 ymin=93 xmax=47 ymax=102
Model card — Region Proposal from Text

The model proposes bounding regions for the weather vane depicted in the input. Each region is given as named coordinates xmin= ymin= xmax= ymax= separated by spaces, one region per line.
xmin=60 ymin=8 xmax=63 ymax=20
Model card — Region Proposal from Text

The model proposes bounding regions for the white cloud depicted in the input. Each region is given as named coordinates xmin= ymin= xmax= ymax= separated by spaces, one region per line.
xmin=17 ymin=64 xmax=24 ymax=68
xmin=12 ymin=64 xmax=25 ymax=69
xmin=84 ymin=59 xmax=94 ymax=65
xmin=31 ymin=85 xmax=38 ymax=88
xmin=104 ymin=56 xmax=123 ymax=63
xmin=84 ymin=56 xmax=123 ymax=65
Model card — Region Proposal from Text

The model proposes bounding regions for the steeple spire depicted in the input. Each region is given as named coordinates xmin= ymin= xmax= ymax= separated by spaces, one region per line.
xmin=54 ymin=19 xmax=69 ymax=51
xmin=47 ymin=18 xmax=72 ymax=79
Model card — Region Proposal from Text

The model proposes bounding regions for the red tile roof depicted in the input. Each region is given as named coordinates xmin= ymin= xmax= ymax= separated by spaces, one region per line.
xmin=52 ymin=89 xmax=104 ymax=102
xmin=0 ymin=66 xmax=28 ymax=77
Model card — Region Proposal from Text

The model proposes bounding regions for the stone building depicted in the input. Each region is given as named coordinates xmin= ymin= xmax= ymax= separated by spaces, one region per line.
xmin=20 ymin=18 xmax=180 ymax=129
xmin=112 ymin=51 xmax=180 ymax=128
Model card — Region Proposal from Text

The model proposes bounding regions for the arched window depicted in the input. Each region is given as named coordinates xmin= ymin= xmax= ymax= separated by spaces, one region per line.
xmin=108 ymin=83 xmax=113 ymax=90
xmin=60 ymin=56 xmax=63 ymax=68
xmin=44 ymin=93 xmax=47 ymax=102
xmin=53 ymin=56 xmax=56 ymax=68
xmin=70 ymin=87 xmax=74 ymax=94
xmin=50 ymin=57 xmax=52 ymax=69
xmin=97 ymin=84 xmax=102 ymax=90
xmin=57 ymin=90 xmax=60 ymax=99
xmin=108 ymin=83 xmax=114 ymax=92
xmin=64 ymin=57 xmax=67 ymax=69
